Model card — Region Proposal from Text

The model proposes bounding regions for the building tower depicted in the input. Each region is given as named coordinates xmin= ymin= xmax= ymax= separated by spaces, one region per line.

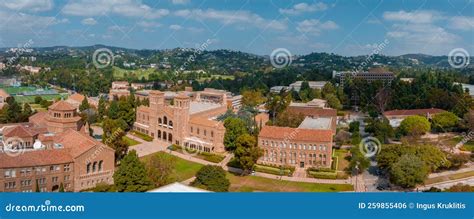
xmin=149 ymin=90 xmax=164 ymax=113
xmin=173 ymin=94 xmax=190 ymax=146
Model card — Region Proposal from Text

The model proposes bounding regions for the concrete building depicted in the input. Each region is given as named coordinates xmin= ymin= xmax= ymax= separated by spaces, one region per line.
xmin=383 ymin=108 xmax=446 ymax=127
xmin=289 ymin=81 xmax=327 ymax=92
xmin=0 ymin=101 xmax=115 ymax=192
xmin=133 ymin=90 xmax=228 ymax=153
xmin=333 ymin=67 xmax=394 ymax=86
xmin=109 ymin=81 xmax=130 ymax=99
xmin=258 ymin=126 xmax=333 ymax=168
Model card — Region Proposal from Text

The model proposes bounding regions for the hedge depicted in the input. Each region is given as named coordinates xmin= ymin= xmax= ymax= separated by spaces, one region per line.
xmin=170 ymin=144 xmax=225 ymax=163
xmin=254 ymin=164 xmax=292 ymax=176
xmin=307 ymin=171 xmax=337 ymax=179
xmin=130 ymin=130 xmax=153 ymax=142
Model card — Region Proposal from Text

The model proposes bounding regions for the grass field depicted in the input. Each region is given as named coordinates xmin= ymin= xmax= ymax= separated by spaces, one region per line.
xmin=334 ymin=149 xmax=350 ymax=179
xmin=227 ymin=173 xmax=353 ymax=192
xmin=448 ymin=136 xmax=474 ymax=152
xmin=0 ymin=86 xmax=36 ymax=94
xmin=14 ymin=94 xmax=68 ymax=103
xmin=425 ymin=170 xmax=474 ymax=185
xmin=123 ymin=136 xmax=140 ymax=147
xmin=197 ymin=75 xmax=235 ymax=82
xmin=113 ymin=66 xmax=157 ymax=80
xmin=140 ymin=152 xmax=203 ymax=182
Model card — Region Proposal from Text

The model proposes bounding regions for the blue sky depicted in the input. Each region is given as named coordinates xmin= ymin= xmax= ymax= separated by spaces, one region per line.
xmin=0 ymin=0 xmax=473 ymax=56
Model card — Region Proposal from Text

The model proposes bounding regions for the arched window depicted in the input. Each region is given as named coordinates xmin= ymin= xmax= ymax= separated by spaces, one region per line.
xmin=168 ymin=133 xmax=172 ymax=142
xmin=163 ymin=116 xmax=167 ymax=125
xmin=98 ymin=161 xmax=103 ymax=172
xmin=158 ymin=118 xmax=162 ymax=124
xmin=169 ymin=120 xmax=173 ymax=127
xmin=92 ymin=162 xmax=97 ymax=172
xmin=86 ymin=163 xmax=91 ymax=174
xmin=157 ymin=130 xmax=161 ymax=138
xmin=163 ymin=131 xmax=167 ymax=140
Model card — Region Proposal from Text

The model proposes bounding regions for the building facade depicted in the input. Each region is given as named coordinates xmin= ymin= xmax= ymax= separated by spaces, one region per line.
xmin=133 ymin=90 xmax=227 ymax=153
xmin=333 ymin=68 xmax=394 ymax=86
xmin=0 ymin=100 xmax=115 ymax=192
xmin=258 ymin=126 xmax=333 ymax=168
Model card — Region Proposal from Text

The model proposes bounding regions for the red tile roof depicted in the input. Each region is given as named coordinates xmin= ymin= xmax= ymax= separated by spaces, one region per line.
xmin=53 ymin=129 xmax=107 ymax=158
xmin=383 ymin=108 xmax=446 ymax=116
xmin=68 ymin=93 xmax=85 ymax=103
xmin=0 ymin=149 xmax=73 ymax=168
xmin=3 ymin=125 xmax=36 ymax=138
xmin=259 ymin=126 xmax=333 ymax=142
xmin=28 ymin=111 xmax=48 ymax=127
xmin=49 ymin=100 xmax=76 ymax=111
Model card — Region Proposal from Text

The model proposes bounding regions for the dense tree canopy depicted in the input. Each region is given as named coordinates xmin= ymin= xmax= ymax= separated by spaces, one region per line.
xmin=113 ymin=150 xmax=153 ymax=192
xmin=192 ymin=165 xmax=230 ymax=192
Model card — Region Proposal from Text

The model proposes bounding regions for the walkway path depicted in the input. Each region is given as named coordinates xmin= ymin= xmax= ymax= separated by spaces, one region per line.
xmin=130 ymin=137 xmax=355 ymax=187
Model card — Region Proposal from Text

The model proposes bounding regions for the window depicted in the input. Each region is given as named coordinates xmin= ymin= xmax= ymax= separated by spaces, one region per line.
xmin=169 ymin=121 xmax=173 ymax=127
xmin=158 ymin=118 xmax=162 ymax=124
xmin=86 ymin=163 xmax=91 ymax=174
xmin=4 ymin=169 xmax=16 ymax=178
xmin=37 ymin=178 xmax=46 ymax=185
xmin=163 ymin=116 xmax=168 ymax=125
xmin=20 ymin=180 xmax=32 ymax=187
xmin=98 ymin=161 xmax=103 ymax=172
xmin=204 ymin=129 xmax=207 ymax=136
xmin=211 ymin=131 xmax=214 ymax=137
xmin=64 ymin=175 xmax=70 ymax=181
xmin=64 ymin=164 xmax=71 ymax=172
xmin=197 ymin=128 xmax=200 ymax=135
xmin=93 ymin=162 xmax=97 ymax=172
xmin=52 ymin=177 xmax=58 ymax=183
xmin=4 ymin=181 xmax=16 ymax=189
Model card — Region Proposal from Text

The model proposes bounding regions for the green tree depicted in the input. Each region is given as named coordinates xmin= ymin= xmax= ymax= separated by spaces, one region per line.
xmin=34 ymin=96 xmax=43 ymax=104
xmin=348 ymin=147 xmax=370 ymax=174
xmin=59 ymin=183 xmax=65 ymax=192
xmin=431 ymin=112 xmax=458 ymax=132
xmin=113 ymin=150 xmax=153 ymax=192
xmin=191 ymin=165 xmax=230 ymax=192
xmin=107 ymin=100 xmax=119 ymax=120
xmin=104 ymin=128 xmax=129 ymax=163
xmin=274 ymin=110 xmax=305 ymax=128
xmin=241 ymin=90 xmax=266 ymax=108
xmin=223 ymin=117 xmax=248 ymax=151
xmin=146 ymin=153 xmax=176 ymax=187
xmin=325 ymin=93 xmax=342 ymax=110
xmin=390 ymin=154 xmax=428 ymax=188
xmin=79 ymin=96 xmax=90 ymax=112
xmin=399 ymin=115 xmax=431 ymax=137
xmin=98 ymin=96 xmax=107 ymax=121
xmin=234 ymin=134 xmax=262 ymax=174
xmin=349 ymin=121 xmax=360 ymax=133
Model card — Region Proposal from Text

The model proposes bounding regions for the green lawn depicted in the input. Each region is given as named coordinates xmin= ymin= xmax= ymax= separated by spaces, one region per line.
xmin=197 ymin=74 xmax=235 ymax=82
xmin=334 ymin=149 xmax=350 ymax=179
xmin=14 ymin=94 xmax=68 ymax=103
xmin=140 ymin=152 xmax=204 ymax=182
xmin=113 ymin=66 xmax=157 ymax=80
xmin=227 ymin=173 xmax=353 ymax=192
xmin=425 ymin=170 xmax=474 ymax=185
xmin=448 ymin=136 xmax=474 ymax=152
xmin=123 ymin=136 xmax=140 ymax=147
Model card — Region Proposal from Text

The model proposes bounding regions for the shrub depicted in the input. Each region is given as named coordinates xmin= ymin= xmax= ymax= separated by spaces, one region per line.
xmin=131 ymin=130 xmax=153 ymax=142
xmin=192 ymin=165 xmax=230 ymax=192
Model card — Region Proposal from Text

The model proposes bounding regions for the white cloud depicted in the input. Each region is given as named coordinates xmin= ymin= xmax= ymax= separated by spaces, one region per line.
xmin=137 ymin=21 xmax=161 ymax=28
xmin=296 ymin=19 xmax=338 ymax=36
xmin=81 ymin=18 xmax=97 ymax=25
xmin=449 ymin=16 xmax=474 ymax=31
xmin=279 ymin=2 xmax=328 ymax=15
xmin=174 ymin=9 xmax=287 ymax=31
xmin=383 ymin=10 xmax=441 ymax=24
xmin=0 ymin=0 xmax=53 ymax=12
xmin=169 ymin=24 xmax=182 ymax=30
xmin=171 ymin=0 xmax=189 ymax=5
xmin=63 ymin=0 xmax=169 ymax=19
xmin=0 ymin=11 xmax=66 ymax=32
